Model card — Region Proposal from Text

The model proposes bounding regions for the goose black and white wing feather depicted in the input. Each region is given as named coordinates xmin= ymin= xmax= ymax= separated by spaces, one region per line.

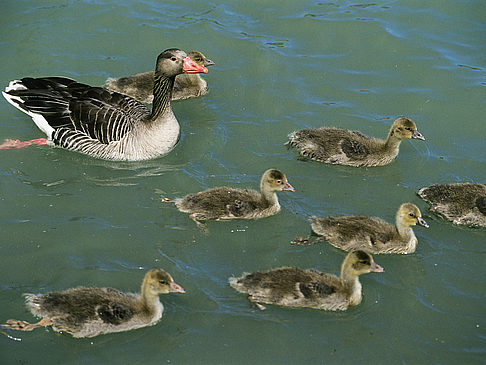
xmin=3 ymin=77 xmax=148 ymax=148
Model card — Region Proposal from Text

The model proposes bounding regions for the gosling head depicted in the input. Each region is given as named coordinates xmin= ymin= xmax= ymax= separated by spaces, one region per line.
xmin=188 ymin=51 xmax=215 ymax=67
xmin=144 ymin=269 xmax=185 ymax=295
xmin=389 ymin=117 xmax=425 ymax=141
xmin=262 ymin=169 xmax=295 ymax=192
xmin=346 ymin=250 xmax=384 ymax=275
xmin=397 ymin=203 xmax=429 ymax=228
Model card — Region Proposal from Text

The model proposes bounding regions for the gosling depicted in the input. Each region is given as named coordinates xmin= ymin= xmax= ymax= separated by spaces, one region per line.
xmin=287 ymin=117 xmax=425 ymax=167
xmin=293 ymin=203 xmax=429 ymax=254
xmin=229 ymin=250 xmax=384 ymax=311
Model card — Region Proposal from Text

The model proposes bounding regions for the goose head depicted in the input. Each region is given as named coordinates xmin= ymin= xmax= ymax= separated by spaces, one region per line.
xmin=396 ymin=203 xmax=429 ymax=228
xmin=143 ymin=268 xmax=185 ymax=295
xmin=261 ymin=169 xmax=295 ymax=193
xmin=343 ymin=250 xmax=384 ymax=277
xmin=188 ymin=51 xmax=215 ymax=68
xmin=389 ymin=117 xmax=425 ymax=141
xmin=155 ymin=49 xmax=208 ymax=78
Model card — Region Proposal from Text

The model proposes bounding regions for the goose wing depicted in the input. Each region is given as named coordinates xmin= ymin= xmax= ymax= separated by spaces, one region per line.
xmin=226 ymin=197 xmax=260 ymax=217
xmin=4 ymin=77 xmax=148 ymax=143
xmin=298 ymin=279 xmax=337 ymax=298
xmin=96 ymin=301 xmax=134 ymax=325
xmin=340 ymin=137 xmax=369 ymax=159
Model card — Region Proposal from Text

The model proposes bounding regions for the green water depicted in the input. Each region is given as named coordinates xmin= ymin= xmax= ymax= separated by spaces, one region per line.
xmin=1 ymin=0 xmax=485 ymax=363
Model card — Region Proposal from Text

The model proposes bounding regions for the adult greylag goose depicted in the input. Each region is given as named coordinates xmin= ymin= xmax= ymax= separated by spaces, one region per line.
xmin=286 ymin=117 xmax=425 ymax=167
xmin=418 ymin=183 xmax=486 ymax=227
xmin=1 ymin=48 xmax=208 ymax=160
xmin=172 ymin=169 xmax=294 ymax=227
xmin=1 ymin=269 xmax=185 ymax=338
xmin=104 ymin=51 xmax=215 ymax=103
xmin=292 ymin=203 xmax=429 ymax=254
xmin=229 ymin=250 xmax=384 ymax=311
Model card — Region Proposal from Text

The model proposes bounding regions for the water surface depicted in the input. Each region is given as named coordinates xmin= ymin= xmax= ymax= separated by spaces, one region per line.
xmin=1 ymin=0 xmax=485 ymax=363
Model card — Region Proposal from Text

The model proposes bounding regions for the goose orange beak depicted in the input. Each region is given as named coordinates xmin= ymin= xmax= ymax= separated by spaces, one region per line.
xmin=183 ymin=57 xmax=208 ymax=74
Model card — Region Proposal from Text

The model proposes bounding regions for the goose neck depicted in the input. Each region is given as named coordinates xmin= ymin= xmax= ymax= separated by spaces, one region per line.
xmin=260 ymin=182 xmax=279 ymax=207
xmin=340 ymin=269 xmax=362 ymax=306
xmin=140 ymin=281 xmax=162 ymax=315
xmin=383 ymin=132 xmax=402 ymax=152
xmin=396 ymin=216 xmax=415 ymax=241
xmin=150 ymin=75 xmax=175 ymax=120
xmin=341 ymin=266 xmax=358 ymax=288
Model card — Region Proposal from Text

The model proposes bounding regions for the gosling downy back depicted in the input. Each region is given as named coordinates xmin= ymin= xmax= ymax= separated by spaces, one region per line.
xmin=286 ymin=117 xmax=425 ymax=167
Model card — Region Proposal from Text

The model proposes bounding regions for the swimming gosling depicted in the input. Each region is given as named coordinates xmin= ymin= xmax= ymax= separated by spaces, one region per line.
xmin=229 ymin=250 xmax=384 ymax=311
xmin=1 ymin=269 xmax=185 ymax=338
xmin=172 ymin=169 xmax=294 ymax=227
xmin=293 ymin=203 xmax=429 ymax=254
xmin=287 ymin=117 xmax=425 ymax=167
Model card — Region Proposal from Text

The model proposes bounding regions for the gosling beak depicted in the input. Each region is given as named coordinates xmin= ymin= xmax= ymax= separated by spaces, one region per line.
xmin=417 ymin=216 xmax=429 ymax=228
xmin=169 ymin=281 xmax=186 ymax=294
xmin=412 ymin=130 xmax=425 ymax=140
xmin=282 ymin=182 xmax=295 ymax=192
xmin=370 ymin=262 xmax=384 ymax=273
xmin=203 ymin=58 xmax=215 ymax=67
xmin=183 ymin=57 xmax=208 ymax=74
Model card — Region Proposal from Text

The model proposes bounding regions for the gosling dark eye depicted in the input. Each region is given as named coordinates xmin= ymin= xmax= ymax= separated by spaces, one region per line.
xmin=408 ymin=212 xmax=415 ymax=217
xmin=171 ymin=57 xmax=177 ymax=61
xmin=159 ymin=280 xmax=168 ymax=285
xmin=276 ymin=180 xmax=282 ymax=184
xmin=405 ymin=127 xmax=412 ymax=131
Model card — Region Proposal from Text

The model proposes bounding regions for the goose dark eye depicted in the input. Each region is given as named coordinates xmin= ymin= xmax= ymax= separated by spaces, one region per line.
xmin=171 ymin=57 xmax=177 ymax=61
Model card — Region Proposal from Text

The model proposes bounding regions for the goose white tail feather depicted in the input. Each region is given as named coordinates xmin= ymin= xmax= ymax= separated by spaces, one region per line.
xmin=2 ymin=90 xmax=54 ymax=138
xmin=5 ymin=79 xmax=26 ymax=92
